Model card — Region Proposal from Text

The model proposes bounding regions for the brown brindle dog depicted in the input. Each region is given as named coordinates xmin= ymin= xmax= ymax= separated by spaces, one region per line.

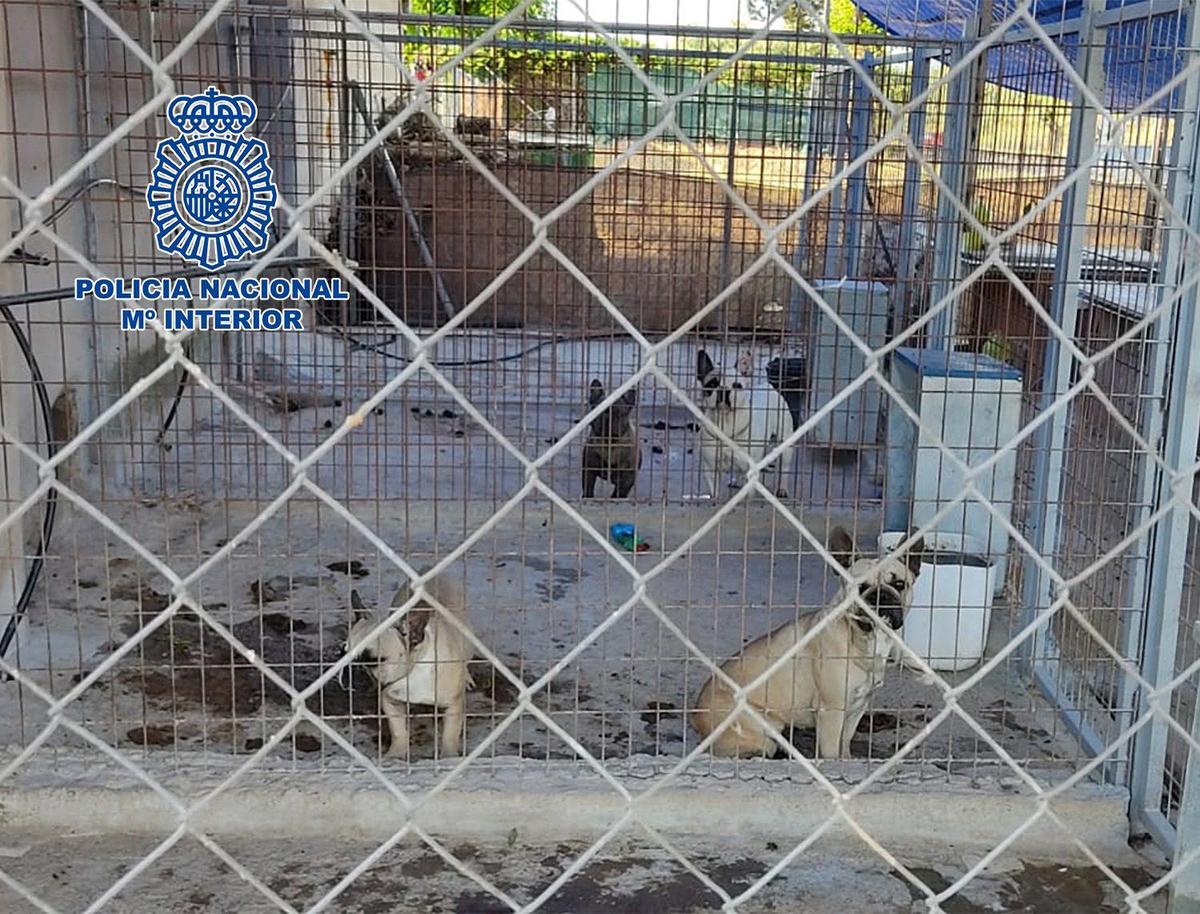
xmin=582 ymin=379 xmax=641 ymax=499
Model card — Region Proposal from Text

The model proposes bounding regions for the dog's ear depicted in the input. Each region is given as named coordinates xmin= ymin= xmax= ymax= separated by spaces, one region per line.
xmin=736 ymin=350 xmax=754 ymax=377
xmin=697 ymin=349 xmax=716 ymax=382
xmin=588 ymin=379 xmax=605 ymax=406
xmin=905 ymin=535 xmax=926 ymax=577
xmin=828 ymin=526 xmax=856 ymax=569
xmin=350 ymin=589 xmax=370 ymax=623
xmin=391 ymin=581 xmax=416 ymax=619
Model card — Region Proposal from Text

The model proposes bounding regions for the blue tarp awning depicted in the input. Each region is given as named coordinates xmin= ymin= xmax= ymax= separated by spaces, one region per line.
xmin=851 ymin=0 xmax=1189 ymax=110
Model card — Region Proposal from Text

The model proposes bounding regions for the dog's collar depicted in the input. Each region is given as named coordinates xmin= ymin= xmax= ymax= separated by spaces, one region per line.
xmin=338 ymin=648 xmax=416 ymax=693
xmin=378 ymin=634 xmax=434 ymax=689
xmin=358 ymin=663 xmax=411 ymax=692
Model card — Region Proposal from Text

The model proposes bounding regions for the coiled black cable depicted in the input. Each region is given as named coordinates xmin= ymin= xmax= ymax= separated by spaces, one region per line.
xmin=0 ymin=301 xmax=58 ymax=667
xmin=0 ymin=178 xmax=320 ymax=665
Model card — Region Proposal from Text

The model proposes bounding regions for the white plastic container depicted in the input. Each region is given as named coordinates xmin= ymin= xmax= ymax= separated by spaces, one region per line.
xmin=885 ymin=347 xmax=1023 ymax=596
xmin=879 ymin=531 xmax=997 ymax=672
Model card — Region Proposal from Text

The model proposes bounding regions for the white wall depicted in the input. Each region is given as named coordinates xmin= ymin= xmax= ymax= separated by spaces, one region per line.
xmin=0 ymin=1 xmax=99 ymax=634
xmin=1 ymin=0 xmax=477 ymax=628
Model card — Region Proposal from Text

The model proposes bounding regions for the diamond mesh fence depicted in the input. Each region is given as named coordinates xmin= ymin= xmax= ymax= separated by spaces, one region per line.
xmin=2 ymin=0 xmax=1200 ymax=911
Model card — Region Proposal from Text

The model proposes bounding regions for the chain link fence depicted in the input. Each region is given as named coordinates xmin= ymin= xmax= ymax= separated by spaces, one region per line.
xmin=3 ymin=0 xmax=1200 ymax=910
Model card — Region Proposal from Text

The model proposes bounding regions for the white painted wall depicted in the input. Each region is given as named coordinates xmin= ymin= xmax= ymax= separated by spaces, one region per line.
xmin=0 ymin=2 xmax=97 ymax=642
xmin=0 ymin=0 xmax=455 ymax=634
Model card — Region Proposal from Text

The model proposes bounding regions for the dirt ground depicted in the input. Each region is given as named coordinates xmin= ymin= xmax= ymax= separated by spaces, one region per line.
xmin=0 ymin=831 xmax=1171 ymax=913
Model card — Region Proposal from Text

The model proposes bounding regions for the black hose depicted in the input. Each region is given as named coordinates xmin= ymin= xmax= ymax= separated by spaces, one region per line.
xmin=332 ymin=329 xmax=583 ymax=367
xmin=154 ymin=228 xmax=304 ymax=446
xmin=863 ymin=184 xmax=898 ymax=280
xmin=0 ymin=303 xmax=58 ymax=669
xmin=155 ymin=339 xmax=192 ymax=447
xmin=328 ymin=328 xmax=648 ymax=368
xmin=37 ymin=178 xmax=141 ymax=232
xmin=0 ymin=231 xmax=322 ymax=660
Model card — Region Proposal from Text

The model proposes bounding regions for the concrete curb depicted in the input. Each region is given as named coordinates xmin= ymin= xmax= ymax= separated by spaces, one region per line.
xmin=0 ymin=769 xmax=1131 ymax=863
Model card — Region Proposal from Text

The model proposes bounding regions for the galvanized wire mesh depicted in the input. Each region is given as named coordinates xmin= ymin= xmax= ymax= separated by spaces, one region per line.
xmin=3 ymin=0 xmax=1200 ymax=910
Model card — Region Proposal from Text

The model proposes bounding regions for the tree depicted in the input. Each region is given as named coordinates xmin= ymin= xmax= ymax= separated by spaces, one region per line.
xmin=745 ymin=0 xmax=884 ymax=35
xmin=408 ymin=0 xmax=546 ymax=15
xmin=745 ymin=0 xmax=816 ymax=30
xmin=827 ymin=0 xmax=884 ymax=34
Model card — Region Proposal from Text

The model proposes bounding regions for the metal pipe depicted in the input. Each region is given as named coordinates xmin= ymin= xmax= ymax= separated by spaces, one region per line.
xmin=963 ymin=0 xmax=994 ymax=196
xmin=338 ymin=19 xmax=354 ymax=275
xmin=349 ymin=82 xmax=456 ymax=323
xmin=1019 ymin=0 xmax=1105 ymax=735
xmin=787 ymin=85 xmax=821 ymax=333
xmin=74 ymin=6 xmax=104 ymax=432
xmin=822 ymin=69 xmax=852 ymax=279
xmin=843 ymin=55 xmax=875 ymax=280
xmin=1131 ymin=0 xmax=1200 ymax=849
xmin=153 ymin=3 xmax=963 ymax=47
xmin=1171 ymin=625 xmax=1200 ymax=913
xmin=926 ymin=34 xmax=973 ymax=349
xmin=286 ymin=28 xmax=862 ymax=68
xmin=1147 ymin=289 xmax=1200 ymax=867
xmin=895 ymin=48 xmax=931 ymax=320
xmin=718 ymin=77 xmax=738 ymax=295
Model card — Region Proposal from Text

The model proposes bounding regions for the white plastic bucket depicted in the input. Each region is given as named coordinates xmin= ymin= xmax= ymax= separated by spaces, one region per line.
xmin=879 ymin=531 xmax=997 ymax=672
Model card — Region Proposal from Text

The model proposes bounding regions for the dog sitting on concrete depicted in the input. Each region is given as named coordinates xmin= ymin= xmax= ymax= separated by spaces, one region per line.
xmin=692 ymin=527 xmax=924 ymax=759
xmin=582 ymin=379 xmax=640 ymax=499
xmin=341 ymin=574 xmax=474 ymax=758
xmin=694 ymin=349 xmax=793 ymax=498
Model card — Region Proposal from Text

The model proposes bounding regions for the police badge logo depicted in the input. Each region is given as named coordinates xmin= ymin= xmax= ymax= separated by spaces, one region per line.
xmin=145 ymin=86 xmax=278 ymax=271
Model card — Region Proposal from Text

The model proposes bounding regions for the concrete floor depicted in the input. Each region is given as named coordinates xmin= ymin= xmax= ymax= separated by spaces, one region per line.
xmin=1 ymin=330 xmax=1091 ymax=774
xmin=127 ymin=332 xmax=879 ymax=506
xmin=0 ymin=831 xmax=1170 ymax=913
xmin=0 ymin=328 xmax=1138 ymax=914
xmin=2 ymin=493 xmax=1085 ymax=776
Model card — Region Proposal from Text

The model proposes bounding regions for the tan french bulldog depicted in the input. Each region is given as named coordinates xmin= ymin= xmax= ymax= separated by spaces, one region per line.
xmin=692 ymin=527 xmax=924 ymax=759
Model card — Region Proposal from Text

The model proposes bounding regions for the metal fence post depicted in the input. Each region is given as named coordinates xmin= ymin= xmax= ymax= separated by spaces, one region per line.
xmin=249 ymin=2 xmax=297 ymax=251
xmin=1171 ymin=622 xmax=1200 ymax=912
xmin=1131 ymin=8 xmax=1200 ymax=846
xmin=843 ymin=54 xmax=875 ymax=277
xmin=895 ymin=48 xmax=931 ymax=322
xmin=926 ymin=35 xmax=971 ymax=349
xmin=73 ymin=5 xmax=103 ymax=433
xmin=1120 ymin=15 xmax=1200 ymax=842
xmin=823 ymin=68 xmax=852 ymax=278
xmin=1021 ymin=2 xmax=1117 ymax=763
xmin=719 ymin=81 xmax=739 ymax=295
xmin=788 ymin=77 xmax=821 ymax=332
xmin=338 ymin=20 xmax=355 ymax=272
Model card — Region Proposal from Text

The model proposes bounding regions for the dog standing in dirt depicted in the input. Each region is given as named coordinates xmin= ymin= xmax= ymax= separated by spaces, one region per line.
xmin=691 ymin=527 xmax=924 ymax=759
xmin=694 ymin=349 xmax=793 ymax=498
xmin=582 ymin=379 xmax=641 ymax=499
xmin=341 ymin=574 xmax=474 ymax=757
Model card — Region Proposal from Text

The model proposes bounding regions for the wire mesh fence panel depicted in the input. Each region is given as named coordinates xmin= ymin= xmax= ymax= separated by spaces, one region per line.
xmin=3 ymin=0 xmax=1200 ymax=911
